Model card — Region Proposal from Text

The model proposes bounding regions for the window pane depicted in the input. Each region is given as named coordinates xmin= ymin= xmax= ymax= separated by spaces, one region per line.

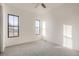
xmin=9 ymin=27 xmax=14 ymax=37
xmin=13 ymin=27 xmax=18 ymax=36
xmin=9 ymin=15 xmax=14 ymax=26
xmin=14 ymin=16 xmax=18 ymax=26
xmin=35 ymin=20 xmax=40 ymax=35
xmin=35 ymin=20 xmax=40 ymax=27
xmin=8 ymin=14 xmax=19 ymax=38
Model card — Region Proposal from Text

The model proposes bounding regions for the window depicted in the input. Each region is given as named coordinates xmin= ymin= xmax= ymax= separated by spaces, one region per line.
xmin=8 ymin=14 xmax=19 ymax=38
xmin=35 ymin=19 xmax=40 ymax=35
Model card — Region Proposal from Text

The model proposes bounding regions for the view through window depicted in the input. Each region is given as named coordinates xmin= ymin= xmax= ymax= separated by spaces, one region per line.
xmin=8 ymin=14 xmax=19 ymax=38
xmin=35 ymin=19 xmax=40 ymax=35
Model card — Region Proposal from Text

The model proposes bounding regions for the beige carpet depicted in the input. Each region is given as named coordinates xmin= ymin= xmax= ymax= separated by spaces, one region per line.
xmin=0 ymin=40 xmax=79 ymax=56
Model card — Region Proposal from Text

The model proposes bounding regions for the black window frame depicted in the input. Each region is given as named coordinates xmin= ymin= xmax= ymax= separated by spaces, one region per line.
xmin=8 ymin=14 xmax=19 ymax=38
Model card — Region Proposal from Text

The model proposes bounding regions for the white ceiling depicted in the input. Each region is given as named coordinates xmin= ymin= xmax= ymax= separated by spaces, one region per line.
xmin=5 ymin=3 xmax=63 ymax=14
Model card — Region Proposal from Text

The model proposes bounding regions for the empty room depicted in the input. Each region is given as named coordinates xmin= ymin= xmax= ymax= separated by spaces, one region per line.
xmin=0 ymin=3 xmax=79 ymax=56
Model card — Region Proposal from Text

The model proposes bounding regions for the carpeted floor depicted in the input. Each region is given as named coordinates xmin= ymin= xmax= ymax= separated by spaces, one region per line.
xmin=0 ymin=40 xmax=79 ymax=56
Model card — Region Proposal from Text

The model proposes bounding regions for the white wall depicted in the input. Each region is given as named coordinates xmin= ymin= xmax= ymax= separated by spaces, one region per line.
xmin=3 ymin=5 xmax=41 ymax=47
xmin=0 ymin=4 xmax=6 ymax=52
xmin=42 ymin=3 xmax=79 ymax=50
xmin=41 ymin=11 xmax=59 ymax=44
xmin=57 ymin=4 xmax=79 ymax=50
xmin=0 ymin=5 xmax=2 ymax=52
